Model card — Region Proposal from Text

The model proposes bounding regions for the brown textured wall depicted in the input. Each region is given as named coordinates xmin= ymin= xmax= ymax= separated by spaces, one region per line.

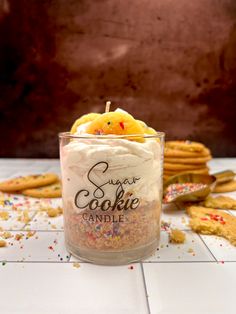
xmin=0 ymin=0 xmax=236 ymax=157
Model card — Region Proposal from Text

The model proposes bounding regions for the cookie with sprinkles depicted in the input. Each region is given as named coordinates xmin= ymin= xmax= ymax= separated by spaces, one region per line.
xmin=186 ymin=205 xmax=236 ymax=246
xmin=0 ymin=173 xmax=59 ymax=192
xmin=22 ymin=181 xmax=61 ymax=198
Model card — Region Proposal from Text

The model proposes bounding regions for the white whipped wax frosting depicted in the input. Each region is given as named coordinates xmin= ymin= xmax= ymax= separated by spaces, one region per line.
xmin=61 ymin=119 xmax=163 ymax=213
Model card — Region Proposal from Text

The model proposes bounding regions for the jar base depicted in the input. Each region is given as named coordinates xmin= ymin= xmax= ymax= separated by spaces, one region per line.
xmin=66 ymin=239 xmax=159 ymax=265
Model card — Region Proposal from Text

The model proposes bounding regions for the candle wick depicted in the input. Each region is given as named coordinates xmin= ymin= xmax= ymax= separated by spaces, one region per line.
xmin=105 ymin=101 xmax=111 ymax=113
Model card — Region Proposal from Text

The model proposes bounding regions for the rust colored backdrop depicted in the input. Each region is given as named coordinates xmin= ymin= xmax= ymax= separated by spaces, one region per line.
xmin=0 ymin=0 xmax=236 ymax=157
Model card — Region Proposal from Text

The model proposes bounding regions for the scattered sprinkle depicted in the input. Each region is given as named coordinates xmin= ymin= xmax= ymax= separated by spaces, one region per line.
xmin=164 ymin=183 xmax=207 ymax=203
xmin=161 ymin=220 xmax=171 ymax=231
xmin=26 ymin=231 xmax=36 ymax=238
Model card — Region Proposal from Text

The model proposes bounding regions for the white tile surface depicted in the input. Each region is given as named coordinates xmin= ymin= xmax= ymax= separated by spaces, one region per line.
xmin=229 ymin=210 xmax=236 ymax=216
xmin=0 ymin=231 xmax=68 ymax=262
xmin=144 ymin=231 xmax=214 ymax=262
xmin=208 ymin=158 xmax=223 ymax=169
xmin=200 ymin=235 xmax=236 ymax=262
xmin=0 ymin=210 xmax=35 ymax=230
xmin=0 ymin=262 xmax=148 ymax=314
xmin=25 ymin=211 xmax=64 ymax=231
xmin=143 ymin=262 xmax=236 ymax=314
xmin=45 ymin=165 xmax=61 ymax=176
xmin=0 ymin=170 xmax=17 ymax=179
xmin=1 ymin=158 xmax=236 ymax=314
xmin=12 ymin=166 xmax=52 ymax=176
xmin=69 ymin=254 xmax=82 ymax=262
xmin=213 ymin=158 xmax=236 ymax=170
xmin=0 ymin=192 xmax=62 ymax=212
xmin=161 ymin=203 xmax=190 ymax=230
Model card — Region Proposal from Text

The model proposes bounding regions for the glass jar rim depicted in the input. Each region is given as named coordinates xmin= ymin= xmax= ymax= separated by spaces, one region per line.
xmin=59 ymin=131 xmax=165 ymax=140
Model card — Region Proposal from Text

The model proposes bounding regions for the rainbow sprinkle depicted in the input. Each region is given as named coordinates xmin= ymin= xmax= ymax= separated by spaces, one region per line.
xmin=164 ymin=183 xmax=207 ymax=203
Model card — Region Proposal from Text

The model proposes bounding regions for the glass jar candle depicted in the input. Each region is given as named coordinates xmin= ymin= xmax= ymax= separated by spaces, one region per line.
xmin=59 ymin=133 xmax=164 ymax=265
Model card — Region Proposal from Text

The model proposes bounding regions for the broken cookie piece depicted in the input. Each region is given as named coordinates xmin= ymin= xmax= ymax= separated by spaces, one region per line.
xmin=0 ymin=239 xmax=7 ymax=247
xmin=169 ymin=229 xmax=186 ymax=244
xmin=186 ymin=205 xmax=236 ymax=246
xmin=203 ymin=195 xmax=236 ymax=210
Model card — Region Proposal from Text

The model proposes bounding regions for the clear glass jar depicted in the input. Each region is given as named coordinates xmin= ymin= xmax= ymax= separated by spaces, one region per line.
xmin=59 ymin=132 xmax=164 ymax=265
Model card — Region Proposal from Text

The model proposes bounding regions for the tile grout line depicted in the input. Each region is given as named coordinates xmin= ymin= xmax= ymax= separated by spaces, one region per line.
xmin=140 ymin=262 xmax=151 ymax=314
xmin=197 ymin=233 xmax=218 ymax=262
xmin=22 ymin=211 xmax=38 ymax=230
xmin=142 ymin=260 xmax=220 ymax=264
xmin=174 ymin=202 xmax=219 ymax=262
xmin=0 ymin=260 xmax=86 ymax=264
xmin=1 ymin=260 xmax=236 ymax=264
xmin=2 ymin=229 xmax=64 ymax=232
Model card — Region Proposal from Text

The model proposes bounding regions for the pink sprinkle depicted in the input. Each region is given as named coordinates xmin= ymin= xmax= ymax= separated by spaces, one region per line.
xmin=200 ymin=217 xmax=209 ymax=221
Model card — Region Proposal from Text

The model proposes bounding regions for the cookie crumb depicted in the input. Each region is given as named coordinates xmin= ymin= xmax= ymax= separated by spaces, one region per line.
xmin=73 ymin=262 xmax=80 ymax=268
xmin=0 ymin=211 xmax=9 ymax=220
xmin=187 ymin=248 xmax=194 ymax=254
xmin=18 ymin=211 xmax=30 ymax=223
xmin=0 ymin=239 xmax=7 ymax=247
xmin=169 ymin=229 xmax=186 ymax=244
xmin=47 ymin=207 xmax=59 ymax=217
xmin=1 ymin=231 xmax=12 ymax=239
xmin=15 ymin=233 xmax=23 ymax=241
xmin=58 ymin=207 xmax=63 ymax=214
xmin=26 ymin=231 xmax=36 ymax=238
